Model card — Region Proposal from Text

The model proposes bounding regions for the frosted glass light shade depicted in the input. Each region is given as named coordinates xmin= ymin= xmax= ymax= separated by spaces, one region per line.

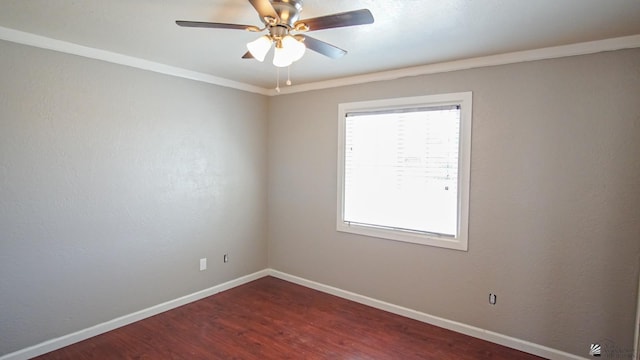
xmin=273 ymin=45 xmax=293 ymax=67
xmin=282 ymin=35 xmax=306 ymax=62
xmin=246 ymin=36 xmax=272 ymax=62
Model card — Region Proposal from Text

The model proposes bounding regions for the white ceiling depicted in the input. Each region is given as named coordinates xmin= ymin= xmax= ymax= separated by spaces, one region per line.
xmin=1 ymin=0 xmax=639 ymax=90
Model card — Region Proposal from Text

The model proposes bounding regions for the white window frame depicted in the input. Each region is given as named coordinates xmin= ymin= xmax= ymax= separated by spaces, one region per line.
xmin=336 ymin=92 xmax=472 ymax=251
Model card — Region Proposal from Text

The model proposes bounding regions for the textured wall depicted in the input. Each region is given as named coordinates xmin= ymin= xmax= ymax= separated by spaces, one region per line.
xmin=0 ymin=40 xmax=268 ymax=355
xmin=267 ymin=49 xmax=640 ymax=358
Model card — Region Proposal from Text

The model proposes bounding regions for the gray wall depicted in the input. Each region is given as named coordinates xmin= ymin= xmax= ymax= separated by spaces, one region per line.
xmin=0 ymin=40 xmax=268 ymax=355
xmin=267 ymin=49 xmax=640 ymax=357
xmin=1 ymin=36 xmax=639 ymax=359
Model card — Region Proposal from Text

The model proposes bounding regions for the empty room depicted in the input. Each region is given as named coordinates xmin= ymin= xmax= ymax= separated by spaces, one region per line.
xmin=1 ymin=1 xmax=639 ymax=359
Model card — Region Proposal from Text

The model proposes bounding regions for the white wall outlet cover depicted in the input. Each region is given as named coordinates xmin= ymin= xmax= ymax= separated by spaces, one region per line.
xmin=199 ymin=258 xmax=207 ymax=271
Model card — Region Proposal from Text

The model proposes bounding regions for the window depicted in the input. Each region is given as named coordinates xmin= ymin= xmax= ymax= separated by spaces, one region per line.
xmin=337 ymin=92 xmax=472 ymax=250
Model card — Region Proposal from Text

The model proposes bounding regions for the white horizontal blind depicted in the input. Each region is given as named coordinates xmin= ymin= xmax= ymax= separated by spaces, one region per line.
xmin=343 ymin=105 xmax=460 ymax=237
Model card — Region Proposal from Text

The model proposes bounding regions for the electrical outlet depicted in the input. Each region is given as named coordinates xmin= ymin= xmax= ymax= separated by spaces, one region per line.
xmin=223 ymin=254 xmax=228 ymax=263
xmin=489 ymin=293 xmax=497 ymax=305
xmin=199 ymin=258 xmax=207 ymax=271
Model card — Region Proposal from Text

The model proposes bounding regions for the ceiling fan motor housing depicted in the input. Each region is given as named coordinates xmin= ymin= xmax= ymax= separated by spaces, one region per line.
xmin=269 ymin=0 xmax=303 ymax=28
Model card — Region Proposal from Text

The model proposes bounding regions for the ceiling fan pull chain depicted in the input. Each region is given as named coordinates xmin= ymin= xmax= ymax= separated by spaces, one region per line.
xmin=286 ymin=66 xmax=292 ymax=86
xmin=275 ymin=67 xmax=281 ymax=93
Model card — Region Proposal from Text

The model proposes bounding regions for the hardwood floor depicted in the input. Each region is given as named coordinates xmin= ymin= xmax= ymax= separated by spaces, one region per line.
xmin=35 ymin=276 xmax=545 ymax=359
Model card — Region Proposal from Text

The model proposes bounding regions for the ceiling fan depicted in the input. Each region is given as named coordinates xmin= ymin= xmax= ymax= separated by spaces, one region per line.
xmin=176 ymin=0 xmax=374 ymax=68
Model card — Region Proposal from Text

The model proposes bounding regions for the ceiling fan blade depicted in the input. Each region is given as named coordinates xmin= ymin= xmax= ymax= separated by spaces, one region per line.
xmin=298 ymin=35 xmax=346 ymax=59
xmin=248 ymin=0 xmax=280 ymax=22
xmin=295 ymin=9 xmax=374 ymax=32
xmin=176 ymin=20 xmax=252 ymax=30
xmin=242 ymin=51 xmax=255 ymax=59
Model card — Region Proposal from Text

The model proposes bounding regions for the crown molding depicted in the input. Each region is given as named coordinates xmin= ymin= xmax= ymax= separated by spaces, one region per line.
xmin=1 ymin=25 xmax=638 ymax=97
xmin=271 ymin=34 xmax=640 ymax=95
xmin=0 ymin=26 xmax=270 ymax=96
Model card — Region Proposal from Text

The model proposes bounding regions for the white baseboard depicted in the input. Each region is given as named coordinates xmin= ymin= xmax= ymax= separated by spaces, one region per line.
xmin=0 ymin=269 xmax=269 ymax=360
xmin=268 ymin=269 xmax=588 ymax=360
xmin=2 ymin=268 xmax=588 ymax=360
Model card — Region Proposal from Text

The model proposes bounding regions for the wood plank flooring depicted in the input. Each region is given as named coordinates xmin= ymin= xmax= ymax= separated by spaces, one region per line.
xmin=35 ymin=276 xmax=545 ymax=359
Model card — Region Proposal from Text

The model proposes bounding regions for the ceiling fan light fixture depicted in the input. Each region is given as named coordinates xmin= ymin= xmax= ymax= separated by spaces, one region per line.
xmin=282 ymin=35 xmax=306 ymax=62
xmin=273 ymin=43 xmax=293 ymax=67
xmin=247 ymin=35 xmax=272 ymax=62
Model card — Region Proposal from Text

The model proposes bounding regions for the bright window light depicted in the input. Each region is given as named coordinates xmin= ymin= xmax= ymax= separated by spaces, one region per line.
xmin=337 ymin=92 xmax=472 ymax=250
